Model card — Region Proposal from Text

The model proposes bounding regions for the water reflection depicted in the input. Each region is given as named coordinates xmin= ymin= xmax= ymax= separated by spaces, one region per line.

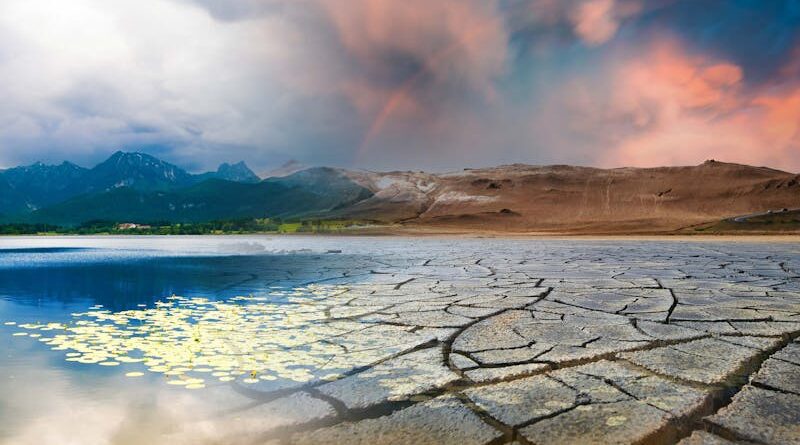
xmin=0 ymin=253 xmax=365 ymax=312
xmin=0 ymin=247 xmax=89 ymax=254
xmin=10 ymin=289 xmax=349 ymax=390
xmin=0 ymin=244 xmax=381 ymax=444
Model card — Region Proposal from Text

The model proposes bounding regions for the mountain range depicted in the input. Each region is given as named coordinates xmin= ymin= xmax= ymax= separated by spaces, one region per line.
xmin=0 ymin=152 xmax=369 ymax=225
xmin=1 ymin=151 xmax=799 ymax=233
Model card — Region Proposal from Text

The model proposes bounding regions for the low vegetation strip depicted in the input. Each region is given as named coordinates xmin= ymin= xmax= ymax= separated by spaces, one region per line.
xmin=0 ymin=218 xmax=378 ymax=235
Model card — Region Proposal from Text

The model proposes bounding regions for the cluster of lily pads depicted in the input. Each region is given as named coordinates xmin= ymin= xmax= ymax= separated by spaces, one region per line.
xmin=5 ymin=285 xmax=362 ymax=390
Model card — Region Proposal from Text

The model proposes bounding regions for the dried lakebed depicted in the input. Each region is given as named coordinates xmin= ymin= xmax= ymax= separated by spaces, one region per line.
xmin=3 ymin=237 xmax=800 ymax=444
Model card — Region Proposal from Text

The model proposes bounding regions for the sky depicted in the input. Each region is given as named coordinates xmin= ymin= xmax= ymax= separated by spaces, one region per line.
xmin=0 ymin=0 xmax=799 ymax=173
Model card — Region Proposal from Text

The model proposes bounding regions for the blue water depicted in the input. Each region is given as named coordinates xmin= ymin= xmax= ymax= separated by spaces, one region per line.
xmin=0 ymin=235 xmax=383 ymax=442
xmin=0 ymin=236 xmax=377 ymax=320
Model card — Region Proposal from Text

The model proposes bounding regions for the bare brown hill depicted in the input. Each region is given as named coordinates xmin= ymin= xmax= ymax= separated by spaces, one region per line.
xmin=336 ymin=160 xmax=800 ymax=234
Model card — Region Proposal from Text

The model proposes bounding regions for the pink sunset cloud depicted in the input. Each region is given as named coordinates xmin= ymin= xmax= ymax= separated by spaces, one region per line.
xmin=603 ymin=39 xmax=800 ymax=170
xmin=570 ymin=0 xmax=642 ymax=46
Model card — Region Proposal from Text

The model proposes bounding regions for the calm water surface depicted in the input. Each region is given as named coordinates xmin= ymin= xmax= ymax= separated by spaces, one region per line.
xmin=0 ymin=235 xmax=389 ymax=444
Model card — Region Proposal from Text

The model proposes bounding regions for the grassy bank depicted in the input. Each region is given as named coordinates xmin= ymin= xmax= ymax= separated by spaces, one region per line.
xmin=684 ymin=209 xmax=800 ymax=234
xmin=0 ymin=218 xmax=378 ymax=235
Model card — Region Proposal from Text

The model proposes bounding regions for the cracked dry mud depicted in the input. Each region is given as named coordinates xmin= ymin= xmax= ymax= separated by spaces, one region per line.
xmin=40 ymin=241 xmax=800 ymax=445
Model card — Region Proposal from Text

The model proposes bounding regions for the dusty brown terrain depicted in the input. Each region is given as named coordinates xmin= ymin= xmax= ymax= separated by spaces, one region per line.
xmin=338 ymin=160 xmax=800 ymax=234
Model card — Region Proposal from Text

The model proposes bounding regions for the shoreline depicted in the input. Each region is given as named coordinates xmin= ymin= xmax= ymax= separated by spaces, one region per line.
xmin=2 ymin=230 xmax=799 ymax=243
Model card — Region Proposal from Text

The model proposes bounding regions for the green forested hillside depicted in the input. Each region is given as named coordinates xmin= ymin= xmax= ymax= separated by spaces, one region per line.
xmin=17 ymin=176 xmax=371 ymax=226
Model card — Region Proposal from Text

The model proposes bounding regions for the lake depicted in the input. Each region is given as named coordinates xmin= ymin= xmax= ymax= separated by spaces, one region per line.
xmin=1 ymin=236 xmax=799 ymax=445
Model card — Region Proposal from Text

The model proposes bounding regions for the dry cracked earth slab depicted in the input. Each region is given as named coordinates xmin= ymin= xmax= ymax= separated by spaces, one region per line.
xmin=63 ymin=241 xmax=800 ymax=444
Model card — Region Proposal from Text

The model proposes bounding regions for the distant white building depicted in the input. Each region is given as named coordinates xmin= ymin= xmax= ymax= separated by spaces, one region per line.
xmin=116 ymin=223 xmax=151 ymax=230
